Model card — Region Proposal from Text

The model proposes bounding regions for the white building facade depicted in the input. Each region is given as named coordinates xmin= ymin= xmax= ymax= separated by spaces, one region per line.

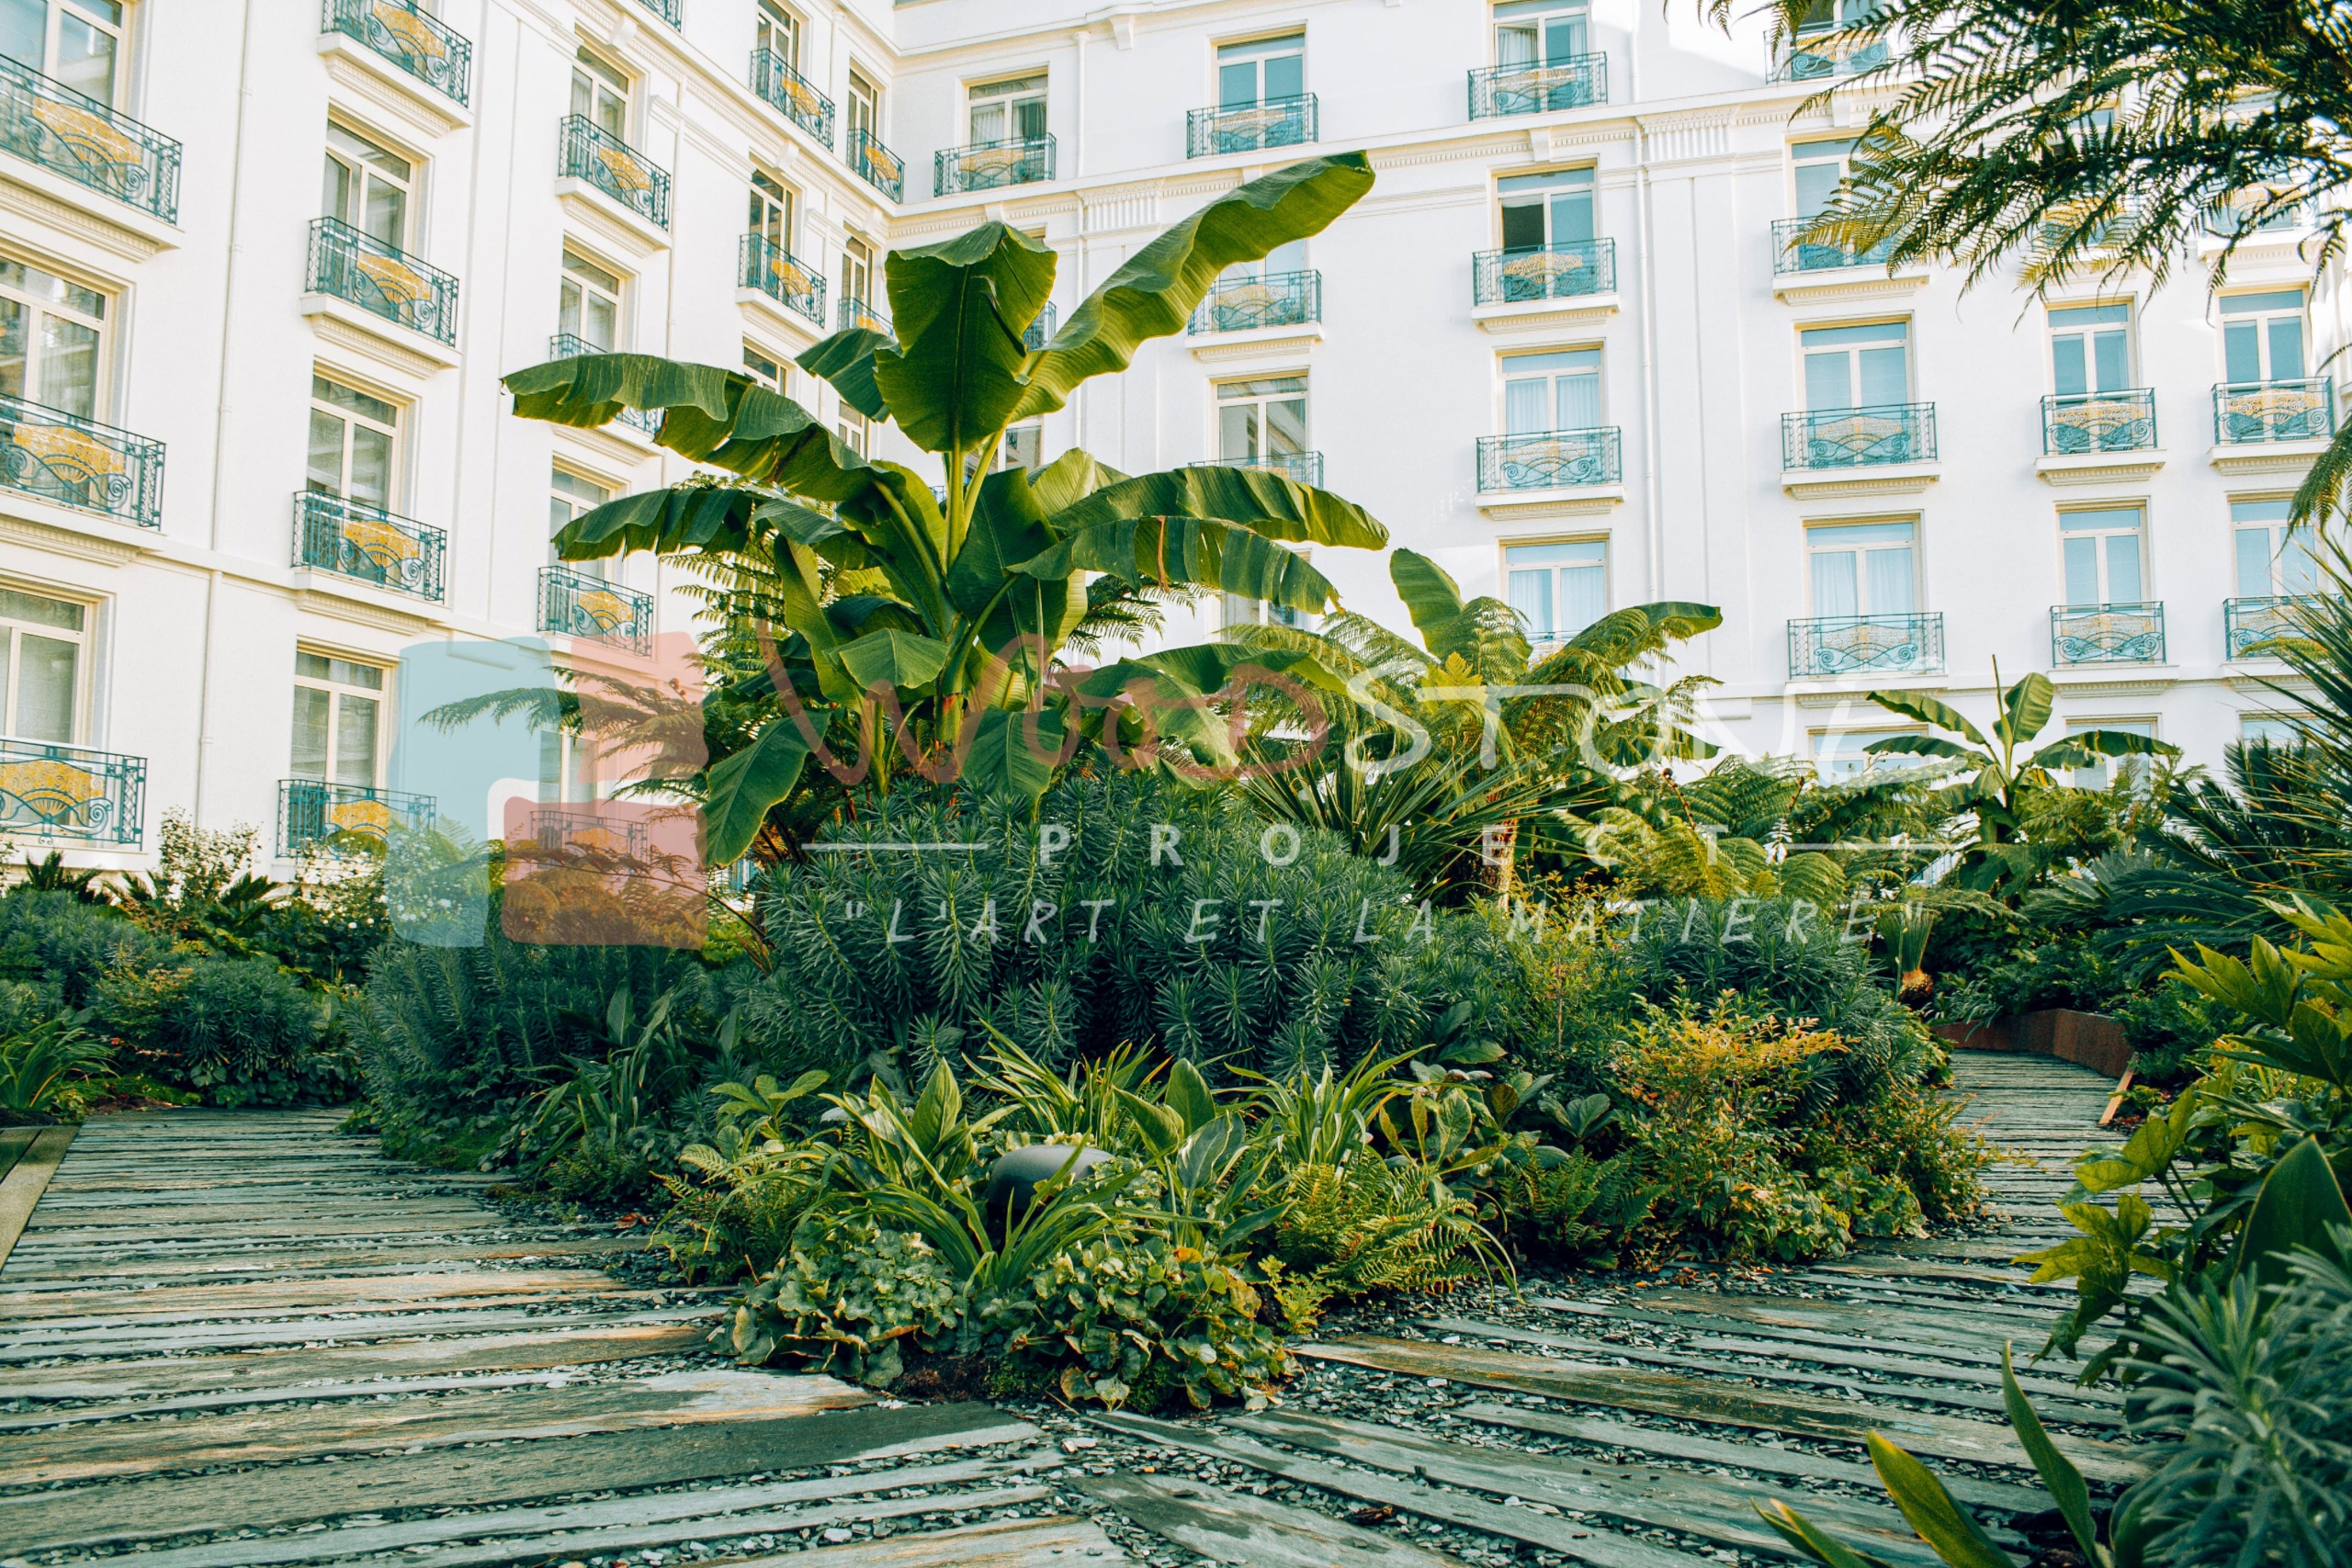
xmin=0 ymin=0 xmax=2338 ymax=872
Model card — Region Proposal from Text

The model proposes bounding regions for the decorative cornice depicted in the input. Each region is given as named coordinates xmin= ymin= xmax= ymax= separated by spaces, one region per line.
xmin=2037 ymin=452 xmax=2166 ymax=488
xmin=555 ymin=182 xmax=673 ymax=261
xmin=2209 ymin=442 xmax=2328 ymax=477
xmin=1476 ymin=486 xmax=1624 ymax=521
xmin=1781 ymin=464 xmax=1940 ymax=500
xmin=1772 ymin=269 xmax=1929 ymax=306
xmin=290 ymin=581 xmax=437 ymax=636
xmin=1187 ymin=324 xmax=1323 ymax=365
xmin=316 ymin=31 xmax=471 ymax=141
xmin=0 ymin=502 xmax=150 ymax=565
xmin=552 ymin=420 xmax=663 ymax=473
xmin=0 ymin=166 xmax=175 ymax=265
xmin=301 ymin=298 xmax=461 ymax=387
xmin=1473 ymin=296 xmax=1622 ymax=336
xmin=2050 ymin=671 xmax=2177 ymax=696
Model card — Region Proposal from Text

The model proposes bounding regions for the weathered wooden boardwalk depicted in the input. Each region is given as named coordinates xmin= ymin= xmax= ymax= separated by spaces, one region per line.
xmin=0 ymin=1053 xmax=2145 ymax=1567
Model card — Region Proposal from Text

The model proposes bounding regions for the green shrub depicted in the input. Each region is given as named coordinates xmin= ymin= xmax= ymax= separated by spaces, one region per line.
xmin=726 ymin=1216 xmax=969 ymax=1387
xmin=2114 ymin=978 xmax=2229 ymax=1086
xmin=0 ymin=890 xmax=172 ymax=1010
xmin=98 ymin=954 xmax=348 ymax=1108
xmin=0 ymin=1008 xmax=108 ymax=1123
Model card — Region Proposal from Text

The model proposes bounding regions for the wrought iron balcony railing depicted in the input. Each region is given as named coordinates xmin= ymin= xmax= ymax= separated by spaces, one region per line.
xmin=2212 ymin=378 xmax=2335 ymax=445
xmin=839 ymin=296 xmax=890 ymax=336
xmin=934 ymin=134 xmax=1056 ymax=197
xmin=750 ymin=49 xmax=832 ymax=145
xmin=307 ymin=217 xmax=458 ymax=344
xmin=277 ymin=778 xmax=433 ymax=856
xmin=739 ymin=233 xmax=825 ymax=326
xmin=527 ymin=805 xmax=650 ymax=860
xmin=1477 ymin=427 xmax=1621 ymax=491
xmin=1023 ymin=303 xmax=1057 ymax=352
xmin=1474 ymin=241 xmax=1615 ymax=304
xmin=1 ymin=391 xmax=164 ymax=527
xmin=294 ymin=489 xmax=447 ymax=602
xmin=633 ymin=0 xmax=681 ymax=28
xmin=2042 ymin=389 xmax=2157 ymax=455
xmin=2225 ymin=595 xmax=2315 ymax=659
xmin=846 ymin=128 xmax=903 ymax=201
xmin=1782 ymin=402 xmax=1937 ymax=469
xmin=0 ymin=738 xmax=144 ymax=848
xmin=1775 ymin=32 xmax=1892 ymax=82
xmin=1468 ymin=56 xmax=1607 ymax=118
xmin=1788 ymin=613 xmax=1944 ymax=678
xmin=559 ymin=113 xmax=669 ymax=229
xmin=2052 ymin=602 xmax=2165 ymax=665
xmin=1187 ymin=95 xmax=1317 ymax=157
xmin=0 ymin=52 xmax=180 ymax=221
xmin=1190 ymin=271 xmax=1319 ymax=333
xmin=1205 ymin=452 xmax=1323 ymax=487
xmin=540 ymin=565 xmax=653 ymax=655
xmin=1770 ymin=216 xmax=1895 ymax=274
xmin=547 ymin=333 xmax=661 ymax=434
xmin=323 ymin=0 xmax=470 ymax=106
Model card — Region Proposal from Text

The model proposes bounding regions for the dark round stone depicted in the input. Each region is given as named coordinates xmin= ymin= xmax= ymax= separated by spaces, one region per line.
xmin=981 ymin=1144 xmax=1112 ymax=1239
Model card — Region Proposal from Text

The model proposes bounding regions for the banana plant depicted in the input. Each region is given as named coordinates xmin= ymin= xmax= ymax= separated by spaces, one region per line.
xmin=503 ymin=155 xmax=1387 ymax=863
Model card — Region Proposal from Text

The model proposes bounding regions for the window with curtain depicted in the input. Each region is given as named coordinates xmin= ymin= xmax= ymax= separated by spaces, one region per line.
xmin=571 ymin=49 xmax=629 ymax=138
xmin=1218 ymin=34 xmax=1303 ymax=107
xmin=755 ymin=2 xmax=800 ymax=69
xmin=290 ymin=650 xmax=386 ymax=787
xmin=742 ymin=344 xmax=784 ymax=392
xmin=2059 ymin=506 xmax=2145 ymax=605
xmin=1494 ymin=0 xmax=1589 ymax=65
xmin=1498 ymin=167 xmax=1594 ymax=251
xmin=0 ymin=0 xmax=122 ymax=103
xmin=322 ymin=121 xmax=412 ymax=249
xmin=559 ymin=251 xmax=621 ymax=349
xmin=2221 ymin=289 xmax=2307 ymax=383
xmin=2242 ymin=715 xmax=2298 ymax=747
xmin=1790 ymin=138 xmax=1854 ymax=219
xmin=0 ymin=585 xmax=85 ymax=744
xmin=842 ymin=236 xmax=873 ymax=305
xmin=1806 ymin=520 xmax=1916 ymax=618
xmin=549 ymin=467 xmax=608 ymax=574
xmin=749 ymin=170 xmax=794 ymax=250
xmin=1506 ymin=538 xmax=1606 ymax=642
xmin=2070 ymin=718 xmax=2154 ymax=789
xmin=2233 ymin=498 xmax=2318 ymax=598
xmin=967 ymin=74 xmax=1046 ymax=143
xmin=307 ymin=375 xmax=398 ymax=508
xmin=1217 ymin=376 xmax=1307 ymax=461
xmin=0 ymin=253 xmax=106 ymax=419
xmin=1802 ymin=321 xmax=1908 ymax=410
xmin=846 ymin=70 xmax=879 ymax=141
xmin=2049 ymin=303 xmax=2132 ymax=396
xmin=1501 ymin=349 xmax=1600 ymax=434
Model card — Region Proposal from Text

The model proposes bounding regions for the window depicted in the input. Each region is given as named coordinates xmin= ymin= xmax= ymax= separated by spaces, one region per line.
xmin=307 ymin=374 xmax=397 ymax=508
xmin=571 ymin=48 xmax=628 ymax=138
xmin=2049 ymin=303 xmax=2132 ymax=396
xmin=1494 ymin=0 xmax=1588 ymax=66
xmin=2070 ymin=718 xmax=2154 ymax=790
xmin=967 ymin=73 xmax=1046 ymax=144
xmin=742 ymin=344 xmax=784 ymax=392
xmin=0 ymin=0 xmax=121 ymax=104
xmin=842 ymin=236 xmax=873 ymax=306
xmin=2242 ymin=715 xmax=2298 ymax=747
xmin=1218 ymin=239 xmax=1304 ymax=289
xmin=1502 ymin=349 xmax=1600 ymax=434
xmin=2233 ymin=498 xmax=2319 ymax=598
xmin=1790 ymin=138 xmax=1854 ymax=220
xmin=0 ymin=254 xmax=105 ymax=419
xmin=1219 ymin=33 xmax=1303 ymax=107
xmin=749 ymin=169 xmax=794 ymax=250
xmin=1803 ymin=321 xmax=1907 ymax=411
xmin=0 ymin=585 xmax=86 ymax=743
xmin=1507 ymin=539 xmax=1607 ymax=644
xmin=549 ymin=467 xmax=607 ymax=570
xmin=2060 ymin=505 xmax=2144 ymax=604
xmin=836 ymin=410 xmax=867 ymax=457
xmin=755 ymin=1 xmax=800 ymax=69
xmin=999 ymin=423 xmax=1042 ymax=471
xmin=846 ymin=69 xmax=879 ymax=142
xmin=1217 ymin=376 xmax=1307 ymax=463
xmin=291 ymin=650 xmax=386 ymax=787
xmin=1811 ymin=726 xmax=1923 ymax=782
xmin=1807 ymin=520 xmax=1916 ymax=617
xmin=1498 ymin=167 xmax=1594 ymax=253
xmin=2221 ymin=289 xmax=2306 ymax=383
xmin=560 ymin=250 xmax=621 ymax=350
xmin=322 ymin=121 xmax=412 ymax=248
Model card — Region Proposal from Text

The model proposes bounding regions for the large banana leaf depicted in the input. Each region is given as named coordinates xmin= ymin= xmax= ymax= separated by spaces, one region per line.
xmin=1867 ymin=687 xmax=1990 ymax=748
xmin=1390 ymin=548 xmax=1468 ymax=651
xmin=797 ymin=327 xmax=893 ymax=421
xmin=836 ymin=628 xmax=952 ymax=692
xmin=1027 ymin=448 xmax=1130 ymax=515
xmin=872 ymin=225 xmax=1056 ymax=456
xmin=702 ymin=719 xmax=816 ymax=864
xmin=1009 ymin=154 xmax=1374 ymax=423
xmin=1993 ymin=671 xmax=2057 ymax=749
xmin=1013 ymin=515 xmax=1340 ymax=612
xmin=1044 ymin=464 xmax=1386 ymax=551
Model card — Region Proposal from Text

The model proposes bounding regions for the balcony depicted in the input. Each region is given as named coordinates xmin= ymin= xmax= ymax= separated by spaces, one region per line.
xmin=1187 ymin=95 xmax=1317 ymax=158
xmin=2042 ymin=390 xmax=2156 ymax=454
xmin=1782 ymin=402 xmax=1937 ymax=470
xmin=322 ymin=0 xmax=470 ymax=107
xmin=558 ymin=114 xmax=669 ymax=231
xmin=1775 ymin=32 xmax=1891 ymax=81
xmin=1474 ymin=241 xmax=1615 ymax=305
xmin=1206 ymin=452 xmax=1323 ymax=487
xmin=751 ymin=49 xmax=832 ymax=145
xmin=739 ymin=234 xmax=826 ymax=327
xmin=2052 ymin=602 xmax=2165 ymax=666
xmin=1023 ymin=303 xmax=1057 ymax=352
xmin=0 ymin=739 xmax=145 ymax=849
xmin=0 ymin=52 xmax=181 ymax=222
xmin=307 ymin=217 xmax=458 ymax=345
xmin=1477 ymin=427 xmax=1621 ymax=492
xmin=277 ymin=779 xmax=433 ymax=856
xmin=1770 ymin=217 xmax=1895 ymax=275
xmin=839 ymin=297 xmax=890 ymax=336
xmin=527 ymin=805 xmax=650 ymax=860
xmin=548 ymin=333 xmax=661 ymax=435
xmin=541 ymin=565 xmax=653 ymax=657
xmin=1467 ymin=56 xmax=1607 ymax=119
xmin=1788 ymin=614 xmax=1945 ymax=679
xmin=934 ymin=134 xmax=1056 ymax=197
xmin=2213 ymin=378 xmax=2335 ymax=446
xmin=1191 ymin=271 xmax=1319 ymax=334
xmin=846 ymin=128 xmax=903 ymax=201
xmin=633 ymin=0 xmax=681 ymax=27
xmin=294 ymin=489 xmax=447 ymax=603
xmin=0 ymin=391 xmax=164 ymax=528
xmin=2224 ymin=595 xmax=2314 ymax=659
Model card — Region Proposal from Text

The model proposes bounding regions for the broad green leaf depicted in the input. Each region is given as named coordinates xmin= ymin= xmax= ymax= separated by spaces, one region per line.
xmin=836 ymin=628 xmax=952 ymax=692
xmin=1166 ymin=1058 xmax=1217 ymax=1134
xmin=1026 ymin=447 xmax=1131 ymax=516
xmin=556 ymin=486 xmax=766 ymax=562
xmin=1045 ymin=464 xmax=1386 ymax=551
xmin=2064 ymin=728 xmax=2181 ymax=759
xmin=1557 ymin=601 xmax=1725 ymax=667
xmin=1015 ymin=516 xmax=1340 ymax=612
xmin=796 ymin=327 xmax=893 ymax=422
xmin=873 ymin=224 xmax=1055 ymax=455
xmin=1999 ymin=1344 xmax=2100 ymax=1563
xmin=2231 ymin=1134 xmax=2352 ymax=1290
xmin=1752 ymin=1500 xmax=1894 ymax=1568
xmin=1867 ymin=687 xmax=1988 ymax=747
xmin=1995 ymin=671 xmax=2056 ymax=748
xmin=1390 ymin=549 xmax=1467 ymax=653
xmin=946 ymin=467 xmax=1055 ymax=615
xmin=1865 ymin=1434 xmax=2018 ymax=1568
xmin=1011 ymin=154 xmax=1375 ymax=422
xmin=1114 ymin=1087 xmax=1186 ymax=1156
xmin=701 ymin=718 xmax=815 ymax=865
xmin=960 ymin=705 xmax=1065 ymax=805
xmin=1862 ymin=735 xmax=1976 ymax=760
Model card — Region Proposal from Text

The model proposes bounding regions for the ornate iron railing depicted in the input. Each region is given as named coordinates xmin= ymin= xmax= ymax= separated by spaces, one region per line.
xmin=1468 ymin=57 xmax=1607 ymax=118
xmin=1474 ymin=241 xmax=1615 ymax=304
xmin=2225 ymin=595 xmax=2315 ymax=659
xmin=2042 ymin=389 xmax=2157 ymax=455
xmin=1775 ymin=32 xmax=1891 ymax=81
xmin=750 ymin=49 xmax=831 ymax=144
xmin=633 ymin=0 xmax=682 ymax=28
xmin=0 ymin=391 xmax=164 ymax=527
xmin=1770 ymin=216 xmax=1894 ymax=273
xmin=934 ymin=134 xmax=1056 ymax=197
xmin=1023 ymin=303 xmax=1057 ymax=352
xmin=847 ymin=128 xmax=903 ymax=201
xmin=307 ymin=217 xmax=458 ymax=344
xmin=526 ymin=805 xmax=650 ymax=860
xmin=0 ymin=52 xmax=180 ymax=220
xmin=294 ymin=490 xmax=447 ymax=602
xmin=1186 ymin=95 xmax=1317 ymax=157
xmin=1205 ymin=452 xmax=1323 ymax=487
xmin=1190 ymin=271 xmax=1319 ymax=333
xmin=1781 ymin=402 xmax=1937 ymax=469
xmin=1476 ymin=427 xmax=1621 ymax=491
xmin=839 ymin=296 xmax=890 ymax=335
xmin=2052 ymin=602 xmax=2165 ymax=665
xmin=559 ymin=113 xmax=669 ymax=229
xmin=548 ymin=333 xmax=661 ymax=434
xmin=2212 ymin=378 xmax=2335 ymax=445
xmin=1788 ymin=613 xmax=1945 ymax=678
xmin=0 ymin=739 xmax=143 ymax=848
xmin=277 ymin=778 xmax=432 ymax=856
xmin=738 ymin=233 xmax=825 ymax=326
xmin=323 ymin=0 xmax=470 ymax=106
xmin=540 ymin=565 xmax=653 ymax=655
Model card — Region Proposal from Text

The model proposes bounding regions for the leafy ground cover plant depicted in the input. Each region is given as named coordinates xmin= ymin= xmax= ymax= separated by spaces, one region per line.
xmin=0 ymin=1007 xmax=107 ymax=1124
